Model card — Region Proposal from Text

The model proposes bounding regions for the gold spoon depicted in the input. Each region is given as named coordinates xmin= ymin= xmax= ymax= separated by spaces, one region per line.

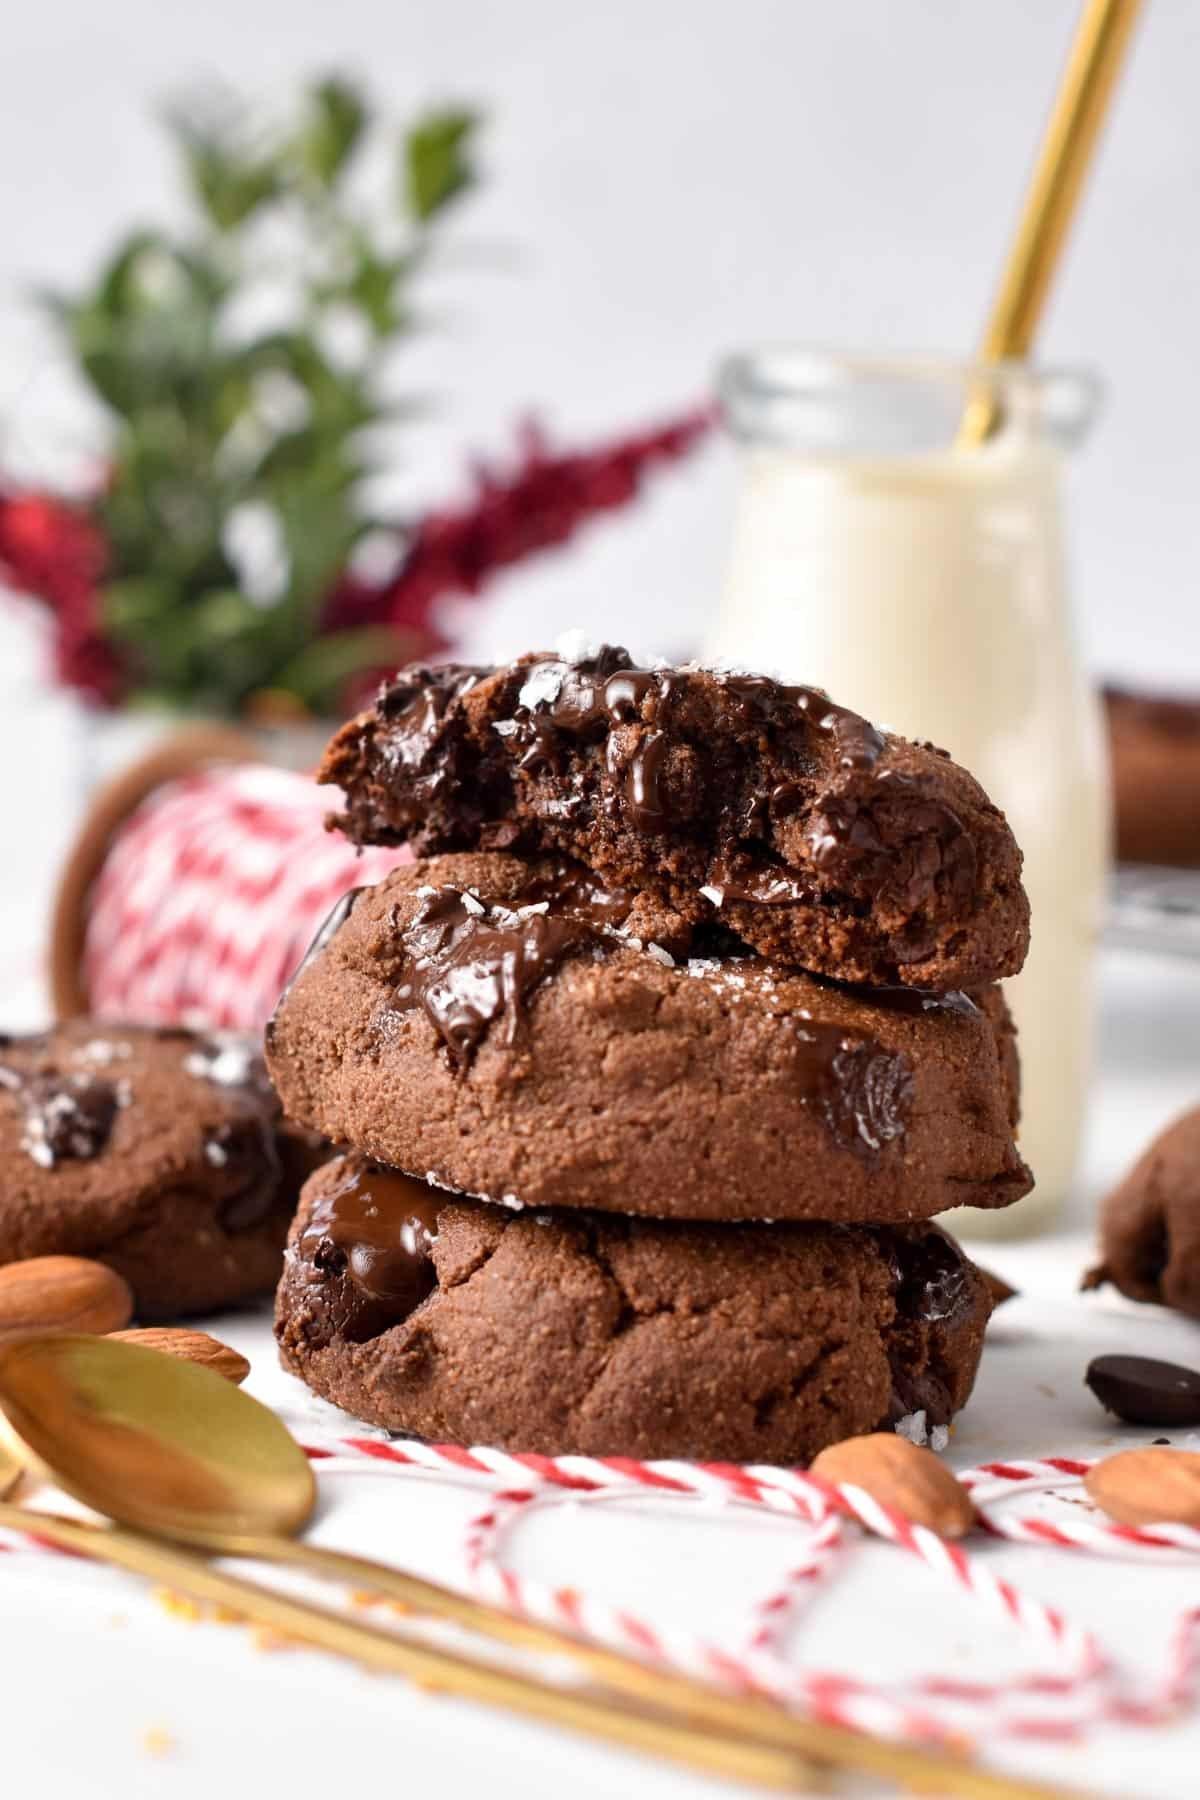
xmin=0 ymin=1333 xmax=1087 ymax=1800
xmin=0 ymin=1400 xmax=811 ymax=1793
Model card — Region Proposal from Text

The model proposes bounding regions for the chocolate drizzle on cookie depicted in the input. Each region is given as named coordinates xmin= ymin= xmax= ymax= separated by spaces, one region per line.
xmin=391 ymin=866 xmax=627 ymax=1069
xmin=717 ymin=672 xmax=886 ymax=772
xmin=301 ymin=1159 xmax=441 ymax=1341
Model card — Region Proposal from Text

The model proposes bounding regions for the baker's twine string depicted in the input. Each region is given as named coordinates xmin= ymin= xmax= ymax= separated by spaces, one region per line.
xmin=297 ymin=1436 xmax=1200 ymax=1746
xmin=84 ymin=765 xmax=407 ymax=1030
xmin=5 ymin=1430 xmax=1198 ymax=1743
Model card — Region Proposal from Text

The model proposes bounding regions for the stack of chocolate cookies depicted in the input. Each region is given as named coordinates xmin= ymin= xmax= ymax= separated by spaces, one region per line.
xmin=268 ymin=645 xmax=1032 ymax=1463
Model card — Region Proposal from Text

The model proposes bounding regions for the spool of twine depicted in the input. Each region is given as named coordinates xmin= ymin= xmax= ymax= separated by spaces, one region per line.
xmin=50 ymin=729 xmax=408 ymax=1031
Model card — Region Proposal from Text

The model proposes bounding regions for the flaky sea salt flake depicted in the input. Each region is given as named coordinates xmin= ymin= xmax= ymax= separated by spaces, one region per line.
xmin=894 ymin=1410 xmax=930 ymax=1447
xmin=554 ymin=628 xmax=600 ymax=665
xmin=518 ymin=661 xmax=566 ymax=711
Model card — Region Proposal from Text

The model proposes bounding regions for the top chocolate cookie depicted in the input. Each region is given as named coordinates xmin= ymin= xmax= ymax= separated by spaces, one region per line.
xmin=321 ymin=645 xmax=1029 ymax=990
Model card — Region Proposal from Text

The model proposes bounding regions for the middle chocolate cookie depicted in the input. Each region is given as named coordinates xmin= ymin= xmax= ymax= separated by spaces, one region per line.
xmin=267 ymin=853 xmax=1029 ymax=1225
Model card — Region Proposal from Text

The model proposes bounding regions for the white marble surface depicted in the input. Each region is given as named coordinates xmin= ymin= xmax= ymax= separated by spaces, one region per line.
xmin=0 ymin=756 xmax=1198 ymax=1800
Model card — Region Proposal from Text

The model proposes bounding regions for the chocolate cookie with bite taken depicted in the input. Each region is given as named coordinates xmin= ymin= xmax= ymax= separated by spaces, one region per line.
xmin=320 ymin=647 xmax=1030 ymax=992
xmin=275 ymin=1152 xmax=994 ymax=1462
xmin=265 ymin=852 xmax=1030 ymax=1225
xmin=0 ymin=1021 xmax=327 ymax=1319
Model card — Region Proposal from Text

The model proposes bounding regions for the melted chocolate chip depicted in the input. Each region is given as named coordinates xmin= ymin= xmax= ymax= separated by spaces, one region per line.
xmin=625 ymin=730 xmax=670 ymax=832
xmin=390 ymin=872 xmax=609 ymax=1069
xmin=719 ymin=674 xmax=886 ymax=772
xmin=380 ymin=663 xmax=480 ymax=746
xmin=892 ymin=1229 xmax=973 ymax=1324
xmin=302 ymin=1161 xmax=441 ymax=1342
xmin=1086 ymin=1355 xmax=1200 ymax=1428
xmin=836 ymin=982 xmax=979 ymax=1021
xmin=792 ymin=1022 xmax=913 ymax=1158
xmin=501 ymin=647 xmax=885 ymax=840
xmin=0 ymin=1066 xmax=119 ymax=1169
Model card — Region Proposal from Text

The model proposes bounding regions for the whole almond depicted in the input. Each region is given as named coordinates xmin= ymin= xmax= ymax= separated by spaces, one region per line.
xmin=811 ymin=1433 xmax=976 ymax=1538
xmin=0 ymin=1255 xmax=133 ymax=1344
xmin=1085 ymin=1447 xmax=1200 ymax=1526
xmin=109 ymin=1327 xmax=250 ymax=1385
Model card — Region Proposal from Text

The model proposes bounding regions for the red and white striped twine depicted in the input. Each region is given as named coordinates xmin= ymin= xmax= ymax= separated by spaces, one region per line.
xmin=294 ymin=1435 xmax=1200 ymax=1747
xmin=84 ymin=764 xmax=407 ymax=1031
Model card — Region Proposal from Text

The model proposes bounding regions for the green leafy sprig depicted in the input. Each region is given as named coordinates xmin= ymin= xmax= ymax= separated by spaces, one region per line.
xmin=44 ymin=77 xmax=480 ymax=715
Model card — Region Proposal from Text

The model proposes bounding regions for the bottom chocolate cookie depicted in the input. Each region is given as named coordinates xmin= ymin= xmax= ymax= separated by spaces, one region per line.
xmin=276 ymin=1155 xmax=993 ymax=1463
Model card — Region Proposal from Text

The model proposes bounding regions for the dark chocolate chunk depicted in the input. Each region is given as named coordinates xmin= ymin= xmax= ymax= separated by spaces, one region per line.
xmin=389 ymin=877 xmax=608 ymax=1069
xmin=1086 ymin=1354 xmax=1200 ymax=1427
xmin=299 ymin=1158 xmax=441 ymax=1342
xmin=0 ymin=1067 xmax=120 ymax=1169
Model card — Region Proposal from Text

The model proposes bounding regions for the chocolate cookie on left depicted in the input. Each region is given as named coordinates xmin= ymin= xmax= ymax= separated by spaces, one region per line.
xmin=0 ymin=1021 xmax=327 ymax=1319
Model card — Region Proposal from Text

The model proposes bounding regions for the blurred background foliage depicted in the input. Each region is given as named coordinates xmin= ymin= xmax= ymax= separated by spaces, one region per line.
xmin=43 ymin=76 xmax=479 ymax=714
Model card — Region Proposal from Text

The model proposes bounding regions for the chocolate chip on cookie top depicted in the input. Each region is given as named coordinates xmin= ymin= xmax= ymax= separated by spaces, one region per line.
xmin=319 ymin=645 xmax=1029 ymax=991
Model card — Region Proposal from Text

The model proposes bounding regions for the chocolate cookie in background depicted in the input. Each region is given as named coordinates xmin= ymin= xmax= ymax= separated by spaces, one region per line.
xmin=1085 ymin=1105 xmax=1200 ymax=1319
xmin=320 ymin=646 xmax=1030 ymax=993
xmin=1105 ymin=686 xmax=1200 ymax=869
xmin=0 ymin=1021 xmax=328 ymax=1320
xmin=275 ymin=1154 xmax=994 ymax=1462
xmin=266 ymin=853 xmax=1030 ymax=1225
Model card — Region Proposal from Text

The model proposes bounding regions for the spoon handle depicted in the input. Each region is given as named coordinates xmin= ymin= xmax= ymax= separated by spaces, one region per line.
xmin=0 ymin=1502 xmax=811 ymax=1792
xmin=236 ymin=1533 xmax=1086 ymax=1800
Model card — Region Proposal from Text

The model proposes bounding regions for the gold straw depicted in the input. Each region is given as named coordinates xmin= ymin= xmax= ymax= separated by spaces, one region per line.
xmin=958 ymin=0 xmax=1144 ymax=445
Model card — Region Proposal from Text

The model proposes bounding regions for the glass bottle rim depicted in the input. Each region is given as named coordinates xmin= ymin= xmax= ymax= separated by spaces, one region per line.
xmin=720 ymin=346 xmax=1102 ymax=452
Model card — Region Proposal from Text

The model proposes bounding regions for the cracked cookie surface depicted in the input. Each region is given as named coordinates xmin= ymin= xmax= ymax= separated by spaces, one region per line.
xmin=265 ymin=852 xmax=1030 ymax=1225
xmin=275 ymin=1152 xmax=993 ymax=1461
xmin=320 ymin=647 xmax=1029 ymax=991
xmin=0 ymin=1020 xmax=327 ymax=1319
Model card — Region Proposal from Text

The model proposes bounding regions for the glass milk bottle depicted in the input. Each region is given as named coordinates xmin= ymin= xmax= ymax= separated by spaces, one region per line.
xmin=707 ymin=351 xmax=1107 ymax=1237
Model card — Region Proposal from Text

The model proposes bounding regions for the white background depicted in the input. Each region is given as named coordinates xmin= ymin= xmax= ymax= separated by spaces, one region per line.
xmin=0 ymin=0 xmax=1197 ymax=696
